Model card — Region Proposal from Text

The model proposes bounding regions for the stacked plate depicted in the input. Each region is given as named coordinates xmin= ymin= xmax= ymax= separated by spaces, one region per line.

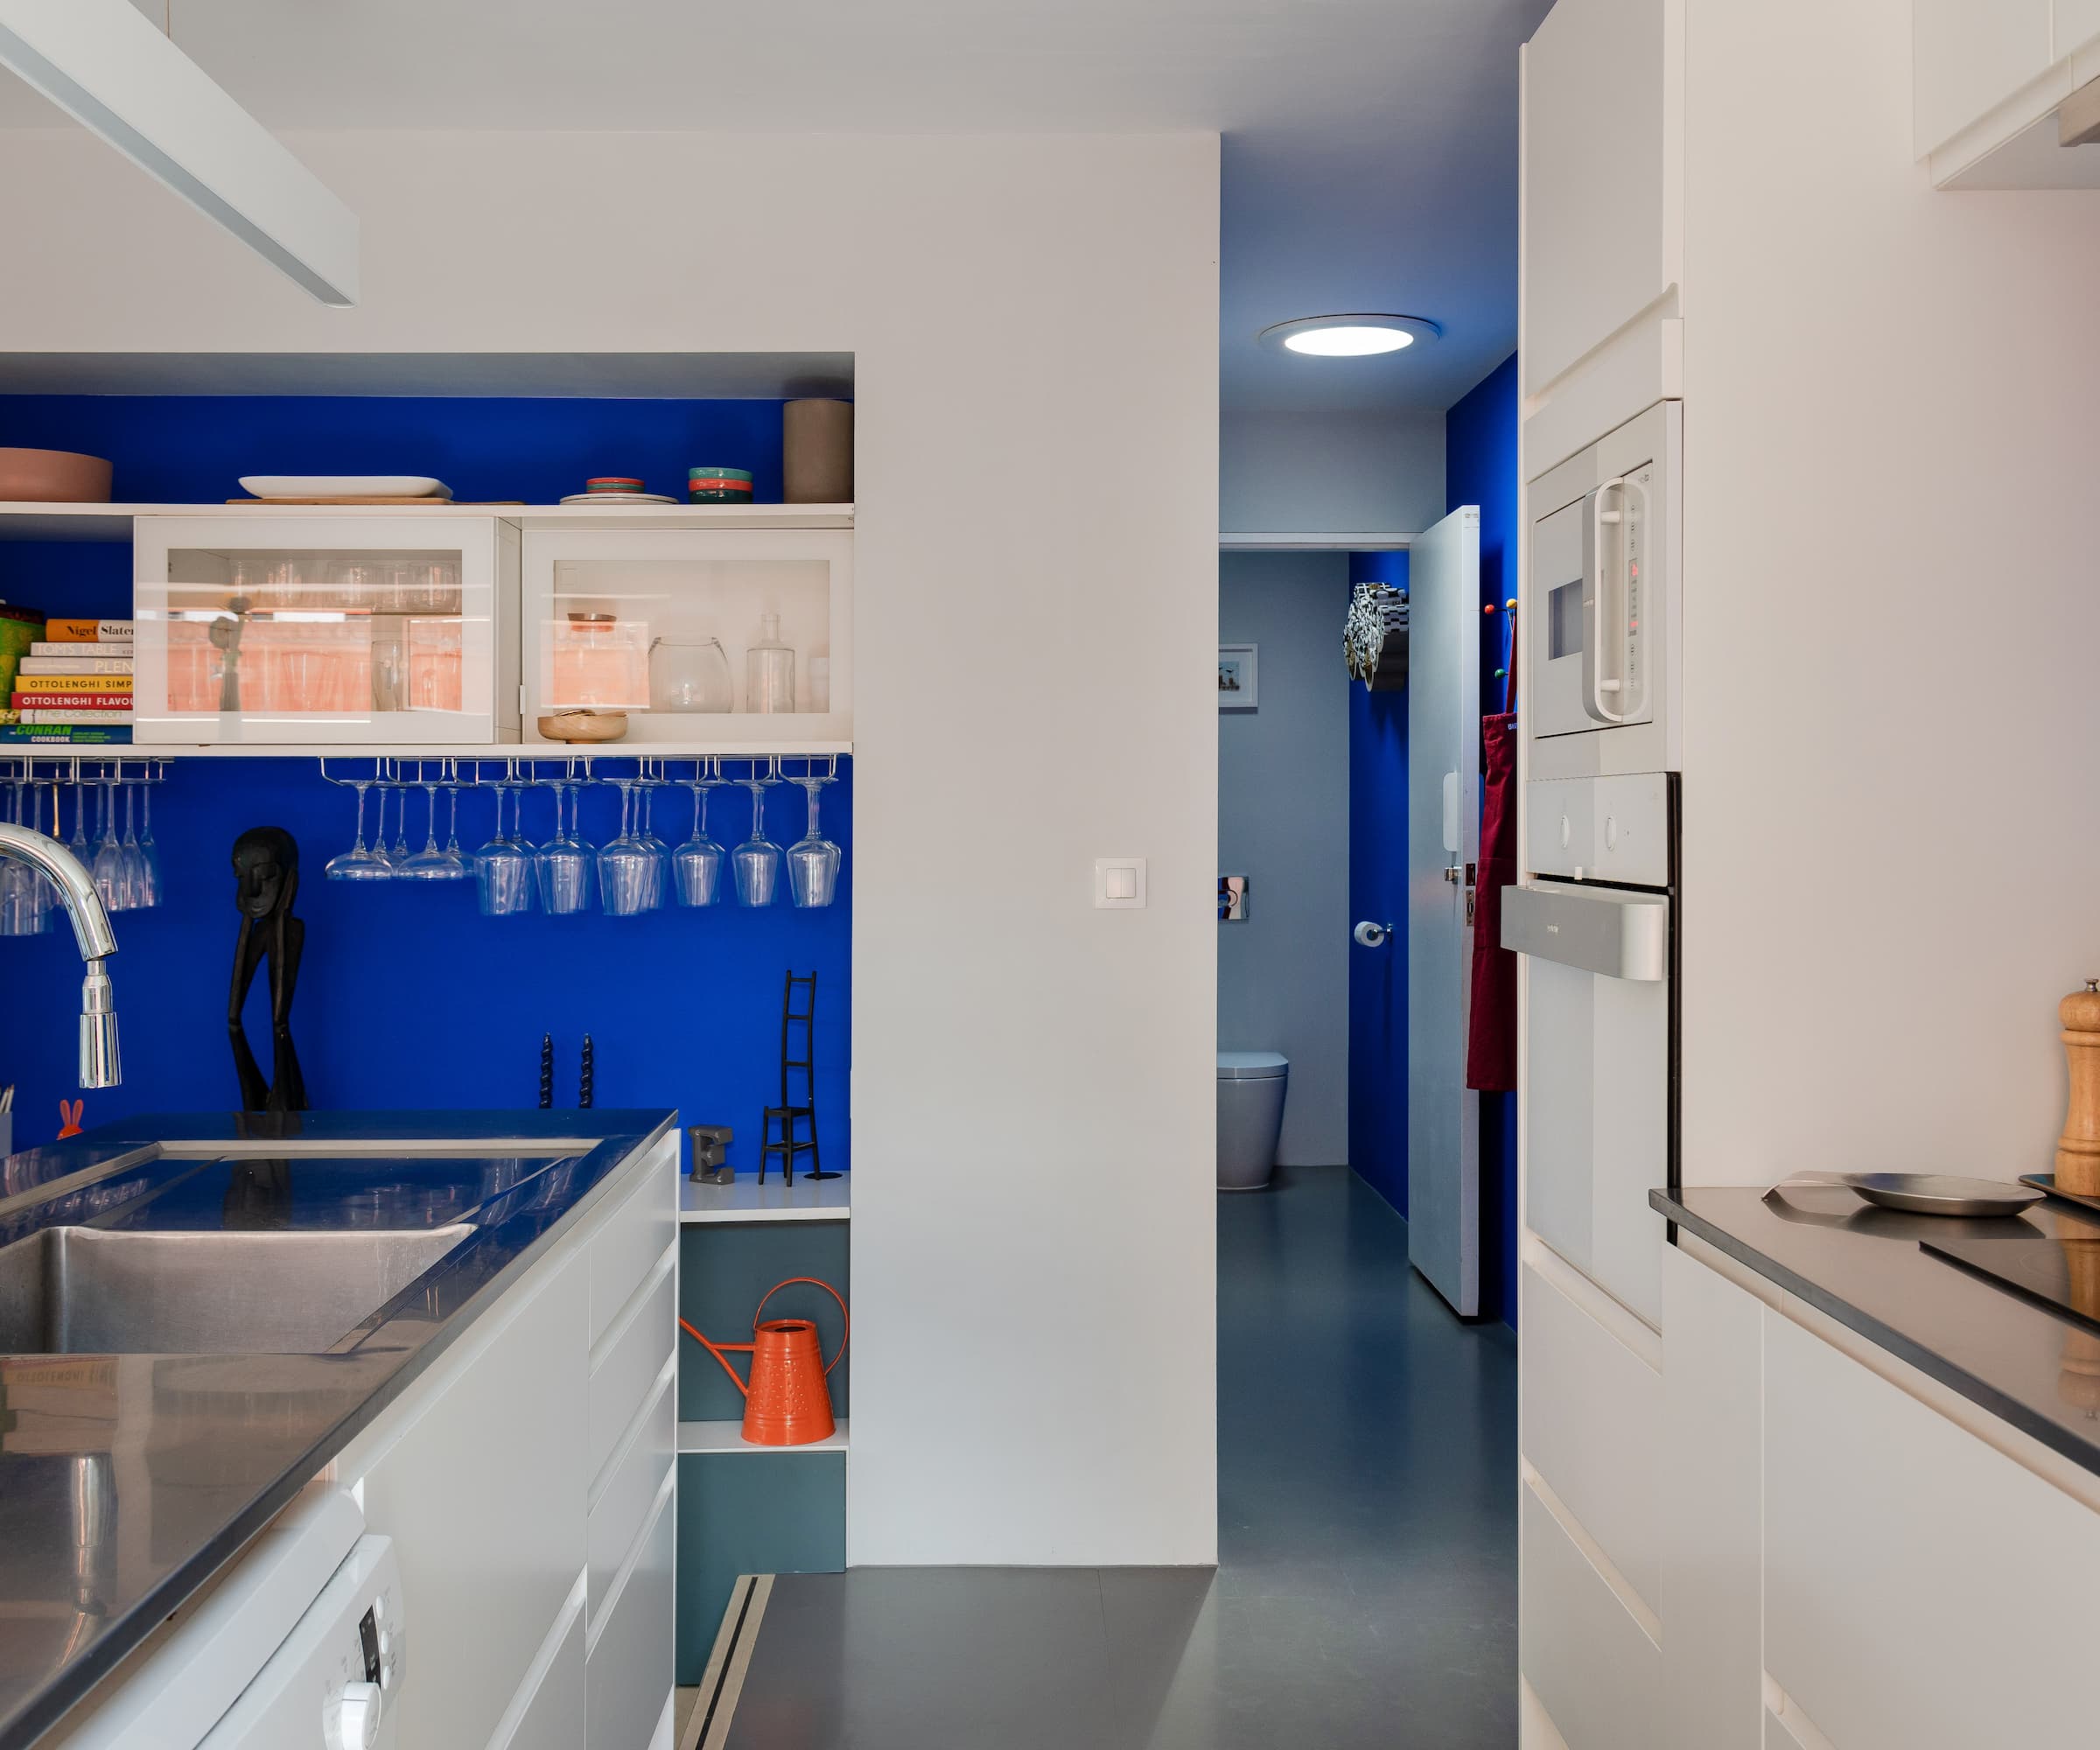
xmin=560 ymin=476 xmax=677 ymax=507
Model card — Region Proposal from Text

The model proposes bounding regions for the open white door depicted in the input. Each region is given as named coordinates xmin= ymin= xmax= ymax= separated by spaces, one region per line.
xmin=1406 ymin=505 xmax=1481 ymax=1316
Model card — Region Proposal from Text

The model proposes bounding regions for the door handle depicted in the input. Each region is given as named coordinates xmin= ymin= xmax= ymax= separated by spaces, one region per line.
xmin=1442 ymin=862 xmax=1476 ymax=885
xmin=1583 ymin=475 xmax=1648 ymax=725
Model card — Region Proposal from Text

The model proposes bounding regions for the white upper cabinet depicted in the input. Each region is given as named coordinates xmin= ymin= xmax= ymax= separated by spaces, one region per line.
xmin=1915 ymin=0 xmax=2100 ymax=185
xmin=1521 ymin=0 xmax=1682 ymax=476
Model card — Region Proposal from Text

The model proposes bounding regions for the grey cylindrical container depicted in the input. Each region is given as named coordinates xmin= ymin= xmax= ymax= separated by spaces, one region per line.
xmin=1216 ymin=1053 xmax=1288 ymax=1190
xmin=783 ymin=399 xmax=854 ymax=503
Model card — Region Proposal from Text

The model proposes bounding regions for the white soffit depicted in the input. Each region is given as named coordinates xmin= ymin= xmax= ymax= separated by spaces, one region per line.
xmin=0 ymin=0 xmax=358 ymax=305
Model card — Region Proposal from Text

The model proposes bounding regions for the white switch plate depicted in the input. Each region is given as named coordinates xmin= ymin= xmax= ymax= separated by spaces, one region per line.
xmin=1094 ymin=857 xmax=1147 ymax=909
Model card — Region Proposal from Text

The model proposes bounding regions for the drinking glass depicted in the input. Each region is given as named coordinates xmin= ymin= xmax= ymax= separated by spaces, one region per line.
xmin=398 ymin=774 xmax=466 ymax=879
xmin=325 ymin=770 xmax=392 ymax=880
xmin=597 ymin=778 xmax=662 ymax=916
xmin=787 ymin=765 xmax=842 ymax=909
xmin=384 ymin=780 xmax=411 ymax=868
xmin=673 ymin=761 xmax=725 ymax=907
xmin=535 ymin=777 xmax=596 ymax=915
xmin=732 ymin=763 xmax=783 ymax=907
xmin=91 ymin=781 xmax=131 ymax=911
xmin=136 ymin=778 xmax=162 ymax=906
xmin=634 ymin=765 xmax=670 ymax=910
xmin=475 ymin=780 xmax=536 ymax=915
xmin=0 ymin=781 xmax=51 ymax=935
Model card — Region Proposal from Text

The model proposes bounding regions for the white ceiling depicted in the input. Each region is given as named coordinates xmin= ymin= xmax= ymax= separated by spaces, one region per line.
xmin=0 ymin=0 xmax=1551 ymax=415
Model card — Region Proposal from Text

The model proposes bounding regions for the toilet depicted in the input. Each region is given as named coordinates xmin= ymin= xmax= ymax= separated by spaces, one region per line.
xmin=1216 ymin=1052 xmax=1289 ymax=1190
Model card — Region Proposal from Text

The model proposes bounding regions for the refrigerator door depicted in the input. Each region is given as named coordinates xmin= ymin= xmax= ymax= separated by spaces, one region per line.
xmin=1507 ymin=881 xmax=1670 ymax=1328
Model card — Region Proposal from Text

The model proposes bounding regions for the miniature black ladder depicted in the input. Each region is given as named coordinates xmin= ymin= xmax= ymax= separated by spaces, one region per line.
xmin=760 ymin=970 xmax=834 ymax=1182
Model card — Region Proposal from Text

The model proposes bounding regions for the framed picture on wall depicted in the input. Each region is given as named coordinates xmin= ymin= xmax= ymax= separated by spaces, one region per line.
xmin=1218 ymin=643 xmax=1258 ymax=710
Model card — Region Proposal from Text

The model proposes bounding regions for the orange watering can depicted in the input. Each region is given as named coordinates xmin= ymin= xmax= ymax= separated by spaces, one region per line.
xmin=680 ymin=1277 xmax=848 ymax=1447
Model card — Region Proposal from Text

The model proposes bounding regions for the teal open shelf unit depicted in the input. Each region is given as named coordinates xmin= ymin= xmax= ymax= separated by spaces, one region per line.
xmin=675 ymin=1208 xmax=850 ymax=1682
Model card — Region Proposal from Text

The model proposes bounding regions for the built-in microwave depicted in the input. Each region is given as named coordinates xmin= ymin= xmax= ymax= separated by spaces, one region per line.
xmin=1525 ymin=400 xmax=1681 ymax=780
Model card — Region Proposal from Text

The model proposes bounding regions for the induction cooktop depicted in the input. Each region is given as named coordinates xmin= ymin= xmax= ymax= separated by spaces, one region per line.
xmin=1923 ymin=1234 xmax=2100 ymax=1334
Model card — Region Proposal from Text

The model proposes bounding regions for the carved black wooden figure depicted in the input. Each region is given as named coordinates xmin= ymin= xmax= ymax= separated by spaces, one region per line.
xmin=228 ymin=826 xmax=308 ymax=1113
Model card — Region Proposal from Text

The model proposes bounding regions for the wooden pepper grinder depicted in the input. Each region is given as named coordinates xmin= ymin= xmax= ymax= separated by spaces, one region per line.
xmin=2057 ymin=978 xmax=2100 ymax=1195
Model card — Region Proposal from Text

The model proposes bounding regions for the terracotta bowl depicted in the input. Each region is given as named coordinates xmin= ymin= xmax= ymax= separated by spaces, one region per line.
xmin=537 ymin=710 xmax=628 ymax=745
xmin=0 ymin=448 xmax=113 ymax=503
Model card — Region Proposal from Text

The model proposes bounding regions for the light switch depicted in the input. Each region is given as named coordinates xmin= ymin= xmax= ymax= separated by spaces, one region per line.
xmin=1094 ymin=857 xmax=1146 ymax=909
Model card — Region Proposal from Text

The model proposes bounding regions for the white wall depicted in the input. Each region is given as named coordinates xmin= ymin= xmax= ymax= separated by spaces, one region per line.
xmin=0 ymin=129 xmax=1221 ymax=1565
xmin=1676 ymin=0 xmax=2100 ymax=1186
xmin=1217 ymin=553 xmax=1352 ymax=1165
xmin=1220 ymin=408 xmax=1445 ymax=535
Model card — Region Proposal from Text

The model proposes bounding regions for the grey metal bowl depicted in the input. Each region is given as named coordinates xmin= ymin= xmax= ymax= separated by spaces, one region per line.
xmin=1844 ymin=1172 xmax=2043 ymax=1218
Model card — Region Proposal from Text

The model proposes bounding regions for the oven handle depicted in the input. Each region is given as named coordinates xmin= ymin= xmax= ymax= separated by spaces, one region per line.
xmin=1501 ymin=881 xmax=1669 ymax=982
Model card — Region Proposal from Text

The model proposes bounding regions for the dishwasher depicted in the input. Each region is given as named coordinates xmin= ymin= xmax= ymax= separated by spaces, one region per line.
xmin=45 ymin=1487 xmax=406 ymax=1749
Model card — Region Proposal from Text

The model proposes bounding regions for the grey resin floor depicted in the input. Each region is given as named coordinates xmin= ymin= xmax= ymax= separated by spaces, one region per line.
xmin=718 ymin=1166 xmax=1518 ymax=1748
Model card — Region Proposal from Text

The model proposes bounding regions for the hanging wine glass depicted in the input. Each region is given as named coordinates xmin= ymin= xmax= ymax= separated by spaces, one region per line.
xmin=674 ymin=758 xmax=726 ymax=907
xmin=787 ymin=760 xmax=841 ymax=908
xmin=535 ymin=772 xmax=596 ymax=915
xmin=399 ymin=768 xmax=466 ymax=879
xmin=476 ymin=769 xmax=536 ymax=915
xmin=136 ymin=773 xmax=162 ymax=907
xmin=598 ymin=774 xmax=660 ymax=916
xmin=732 ymin=759 xmax=783 ymax=907
xmin=324 ymin=765 xmax=392 ymax=881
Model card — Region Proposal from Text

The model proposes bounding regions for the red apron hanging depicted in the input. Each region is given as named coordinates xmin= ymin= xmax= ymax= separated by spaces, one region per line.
xmin=1466 ymin=710 xmax=1518 ymax=1093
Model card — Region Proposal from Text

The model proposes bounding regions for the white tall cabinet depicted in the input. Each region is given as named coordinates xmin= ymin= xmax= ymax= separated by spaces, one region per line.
xmin=1518 ymin=0 xmax=2100 ymax=1742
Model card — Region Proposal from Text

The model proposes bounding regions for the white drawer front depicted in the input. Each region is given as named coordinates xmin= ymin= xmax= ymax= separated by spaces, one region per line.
xmin=588 ymin=1366 xmax=676 ymax=1629
xmin=1520 ymin=1262 xmax=1661 ymax=1614
xmin=588 ymin=1478 xmax=676 ymax=1750
xmin=1520 ymin=1480 xmax=1660 ymax=1750
xmin=588 ymin=1252 xmax=676 ymax=1488
xmin=1765 ymin=1310 xmax=2100 ymax=1750
xmin=589 ymin=1149 xmax=676 ymax=1351
xmin=488 ymin=1585 xmax=585 ymax=1750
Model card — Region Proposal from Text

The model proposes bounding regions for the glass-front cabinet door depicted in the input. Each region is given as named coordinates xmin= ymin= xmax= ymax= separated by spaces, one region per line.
xmin=131 ymin=514 xmax=521 ymax=745
xmin=522 ymin=528 xmax=852 ymax=747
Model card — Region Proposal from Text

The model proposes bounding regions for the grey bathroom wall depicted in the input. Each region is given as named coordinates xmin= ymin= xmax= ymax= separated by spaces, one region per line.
xmin=1218 ymin=552 xmax=1353 ymax=1166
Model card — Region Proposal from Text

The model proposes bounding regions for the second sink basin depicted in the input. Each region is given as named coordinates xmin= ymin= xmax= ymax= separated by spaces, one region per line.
xmin=0 ymin=1224 xmax=474 ymax=1354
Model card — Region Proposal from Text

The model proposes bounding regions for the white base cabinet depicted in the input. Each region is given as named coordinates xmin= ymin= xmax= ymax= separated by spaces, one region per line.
xmin=1534 ymin=1241 xmax=2100 ymax=1750
xmin=332 ymin=1133 xmax=677 ymax=1750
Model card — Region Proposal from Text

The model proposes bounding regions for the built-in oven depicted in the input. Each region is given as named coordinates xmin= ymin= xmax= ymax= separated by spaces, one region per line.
xmin=1526 ymin=400 xmax=1681 ymax=781
xmin=1502 ymin=773 xmax=1676 ymax=1330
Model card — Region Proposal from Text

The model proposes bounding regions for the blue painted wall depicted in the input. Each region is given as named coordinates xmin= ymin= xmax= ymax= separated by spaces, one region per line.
xmin=1446 ymin=354 xmax=1521 ymax=1328
xmin=0 ymin=396 xmax=847 ymax=1171
xmin=0 ymin=394 xmax=786 ymax=506
xmin=1346 ymin=550 xmax=1409 ymax=1215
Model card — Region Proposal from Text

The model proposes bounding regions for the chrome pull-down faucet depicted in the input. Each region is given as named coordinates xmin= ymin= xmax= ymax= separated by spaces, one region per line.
xmin=0 ymin=822 xmax=121 ymax=1088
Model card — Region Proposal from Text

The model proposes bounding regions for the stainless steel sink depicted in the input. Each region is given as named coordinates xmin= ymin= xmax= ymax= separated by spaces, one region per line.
xmin=0 ymin=1224 xmax=475 ymax=1354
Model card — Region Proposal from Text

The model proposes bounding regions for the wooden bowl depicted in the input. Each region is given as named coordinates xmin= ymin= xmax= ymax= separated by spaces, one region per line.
xmin=537 ymin=710 xmax=628 ymax=745
xmin=0 ymin=448 xmax=113 ymax=502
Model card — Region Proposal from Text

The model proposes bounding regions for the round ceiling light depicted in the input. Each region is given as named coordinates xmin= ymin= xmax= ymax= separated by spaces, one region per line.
xmin=1259 ymin=313 xmax=1442 ymax=357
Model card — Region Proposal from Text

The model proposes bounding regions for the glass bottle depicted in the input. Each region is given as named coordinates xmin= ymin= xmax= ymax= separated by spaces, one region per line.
xmin=746 ymin=612 xmax=796 ymax=713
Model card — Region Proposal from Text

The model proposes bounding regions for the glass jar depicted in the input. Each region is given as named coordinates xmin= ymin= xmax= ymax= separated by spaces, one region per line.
xmin=745 ymin=613 xmax=795 ymax=713
xmin=648 ymin=636 xmax=733 ymax=712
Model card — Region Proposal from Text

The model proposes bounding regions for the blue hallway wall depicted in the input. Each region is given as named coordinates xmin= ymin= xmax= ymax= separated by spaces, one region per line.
xmin=1346 ymin=550 xmax=1409 ymax=1216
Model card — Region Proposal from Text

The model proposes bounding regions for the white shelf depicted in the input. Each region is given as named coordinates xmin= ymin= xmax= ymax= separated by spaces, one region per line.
xmin=679 ymin=1174 xmax=850 ymax=1224
xmin=0 ymin=501 xmax=854 ymax=542
xmin=678 ymin=1418 xmax=848 ymax=1456
xmin=117 ymin=738 xmax=854 ymax=761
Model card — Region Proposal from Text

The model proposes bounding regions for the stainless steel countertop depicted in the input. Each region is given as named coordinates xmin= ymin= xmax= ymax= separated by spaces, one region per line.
xmin=0 ymin=1109 xmax=676 ymax=1750
xmin=1654 ymin=1180 xmax=2100 ymax=1480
